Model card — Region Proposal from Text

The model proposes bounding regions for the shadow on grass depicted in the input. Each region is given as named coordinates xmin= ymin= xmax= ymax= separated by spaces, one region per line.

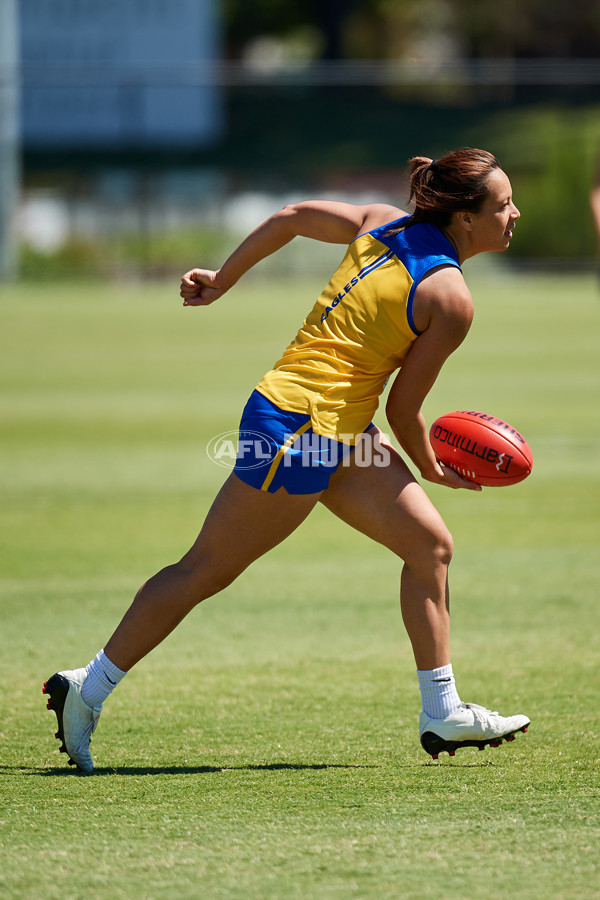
xmin=0 ymin=762 xmax=378 ymax=778
xmin=3 ymin=758 xmax=498 ymax=777
xmin=99 ymin=762 xmax=380 ymax=777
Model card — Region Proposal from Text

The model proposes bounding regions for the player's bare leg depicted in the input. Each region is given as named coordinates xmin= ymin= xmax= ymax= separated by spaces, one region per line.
xmin=321 ymin=428 xmax=452 ymax=671
xmin=321 ymin=427 xmax=530 ymax=759
xmin=44 ymin=473 xmax=322 ymax=771
xmin=104 ymin=473 xmax=321 ymax=670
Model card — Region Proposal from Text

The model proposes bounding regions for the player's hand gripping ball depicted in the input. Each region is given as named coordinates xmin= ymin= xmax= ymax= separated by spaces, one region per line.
xmin=430 ymin=410 xmax=533 ymax=487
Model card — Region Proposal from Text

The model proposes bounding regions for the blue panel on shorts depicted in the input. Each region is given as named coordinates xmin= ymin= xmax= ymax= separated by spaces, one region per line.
xmin=233 ymin=390 xmax=355 ymax=495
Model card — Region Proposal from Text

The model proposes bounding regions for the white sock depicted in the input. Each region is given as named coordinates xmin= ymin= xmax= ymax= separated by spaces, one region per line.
xmin=81 ymin=649 xmax=127 ymax=707
xmin=417 ymin=664 xmax=462 ymax=719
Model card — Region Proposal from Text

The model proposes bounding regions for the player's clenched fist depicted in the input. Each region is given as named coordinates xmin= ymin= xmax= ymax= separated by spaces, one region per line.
xmin=180 ymin=268 xmax=229 ymax=306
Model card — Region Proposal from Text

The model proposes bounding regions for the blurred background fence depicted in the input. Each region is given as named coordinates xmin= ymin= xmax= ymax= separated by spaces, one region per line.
xmin=2 ymin=0 xmax=600 ymax=281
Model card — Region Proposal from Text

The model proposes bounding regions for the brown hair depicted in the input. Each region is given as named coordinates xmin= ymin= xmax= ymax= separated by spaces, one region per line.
xmin=392 ymin=148 xmax=501 ymax=232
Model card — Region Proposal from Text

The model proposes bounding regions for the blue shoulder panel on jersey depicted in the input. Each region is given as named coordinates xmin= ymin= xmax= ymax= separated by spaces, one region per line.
xmin=369 ymin=217 xmax=462 ymax=335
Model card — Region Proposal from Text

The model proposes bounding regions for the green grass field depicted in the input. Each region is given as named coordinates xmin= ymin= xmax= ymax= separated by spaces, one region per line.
xmin=1 ymin=264 xmax=599 ymax=899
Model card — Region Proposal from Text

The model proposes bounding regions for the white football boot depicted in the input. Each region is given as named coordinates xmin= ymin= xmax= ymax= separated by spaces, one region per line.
xmin=420 ymin=702 xmax=530 ymax=759
xmin=43 ymin=668 xmax=102 ymax=773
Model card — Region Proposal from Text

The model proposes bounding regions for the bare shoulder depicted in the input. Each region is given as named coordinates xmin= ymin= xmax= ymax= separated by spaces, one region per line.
xmin=359 ymin=203 xmax=408 ymax=233
xmin=412 ymin=265 xmax=474 ymax=334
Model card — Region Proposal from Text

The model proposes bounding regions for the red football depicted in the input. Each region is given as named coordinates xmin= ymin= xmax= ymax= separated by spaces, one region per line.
xmin=429 ymin=410 xmax=533 ymax=487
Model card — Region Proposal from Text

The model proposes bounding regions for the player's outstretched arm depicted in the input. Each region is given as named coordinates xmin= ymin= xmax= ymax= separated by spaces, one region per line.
xmin=180 ymin=200 xmax=404 ymax=306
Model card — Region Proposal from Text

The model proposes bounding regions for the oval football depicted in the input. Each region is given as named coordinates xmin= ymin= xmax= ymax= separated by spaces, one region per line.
xmin=429 ymin=410 xmax=533 ymax=487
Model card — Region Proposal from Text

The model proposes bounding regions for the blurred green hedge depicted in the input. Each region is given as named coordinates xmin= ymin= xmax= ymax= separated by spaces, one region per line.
xmin=20 ymin=95 xmax=600 ymax=276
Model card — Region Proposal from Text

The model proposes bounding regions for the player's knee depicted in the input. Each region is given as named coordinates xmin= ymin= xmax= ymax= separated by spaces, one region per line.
xmin=408 ymin=522 xmax=453 ymax=573
xmin=175 ymin=556 xmax=241 ymax=605
xmin=432 ymin=525 xmax=453 ymax=568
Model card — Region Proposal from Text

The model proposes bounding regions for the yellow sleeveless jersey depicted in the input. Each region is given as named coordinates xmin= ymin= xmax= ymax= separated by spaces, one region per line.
xmin=256 ymin=217 xmax=461 ymax=443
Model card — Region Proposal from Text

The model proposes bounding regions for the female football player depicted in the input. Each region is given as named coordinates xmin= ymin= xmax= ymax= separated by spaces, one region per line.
xmin=44 ymin=148 xmax=530 ymax=772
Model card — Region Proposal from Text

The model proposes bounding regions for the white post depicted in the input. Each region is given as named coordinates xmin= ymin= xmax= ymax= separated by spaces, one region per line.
xmin=0 ymin=0 xmax=20 ymax=280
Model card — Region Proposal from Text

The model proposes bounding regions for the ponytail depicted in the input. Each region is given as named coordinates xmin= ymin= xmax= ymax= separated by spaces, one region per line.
xmin=392 ymin=148 xmax=500 ymax=232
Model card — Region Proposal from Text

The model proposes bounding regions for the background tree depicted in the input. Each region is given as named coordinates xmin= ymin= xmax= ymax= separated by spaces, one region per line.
xmin=222 ymin=0 xmax=600 ymax=61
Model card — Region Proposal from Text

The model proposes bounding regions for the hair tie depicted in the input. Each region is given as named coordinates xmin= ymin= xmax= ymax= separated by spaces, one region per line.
xmin=430 ymin=159 xmax=438 ymax=170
